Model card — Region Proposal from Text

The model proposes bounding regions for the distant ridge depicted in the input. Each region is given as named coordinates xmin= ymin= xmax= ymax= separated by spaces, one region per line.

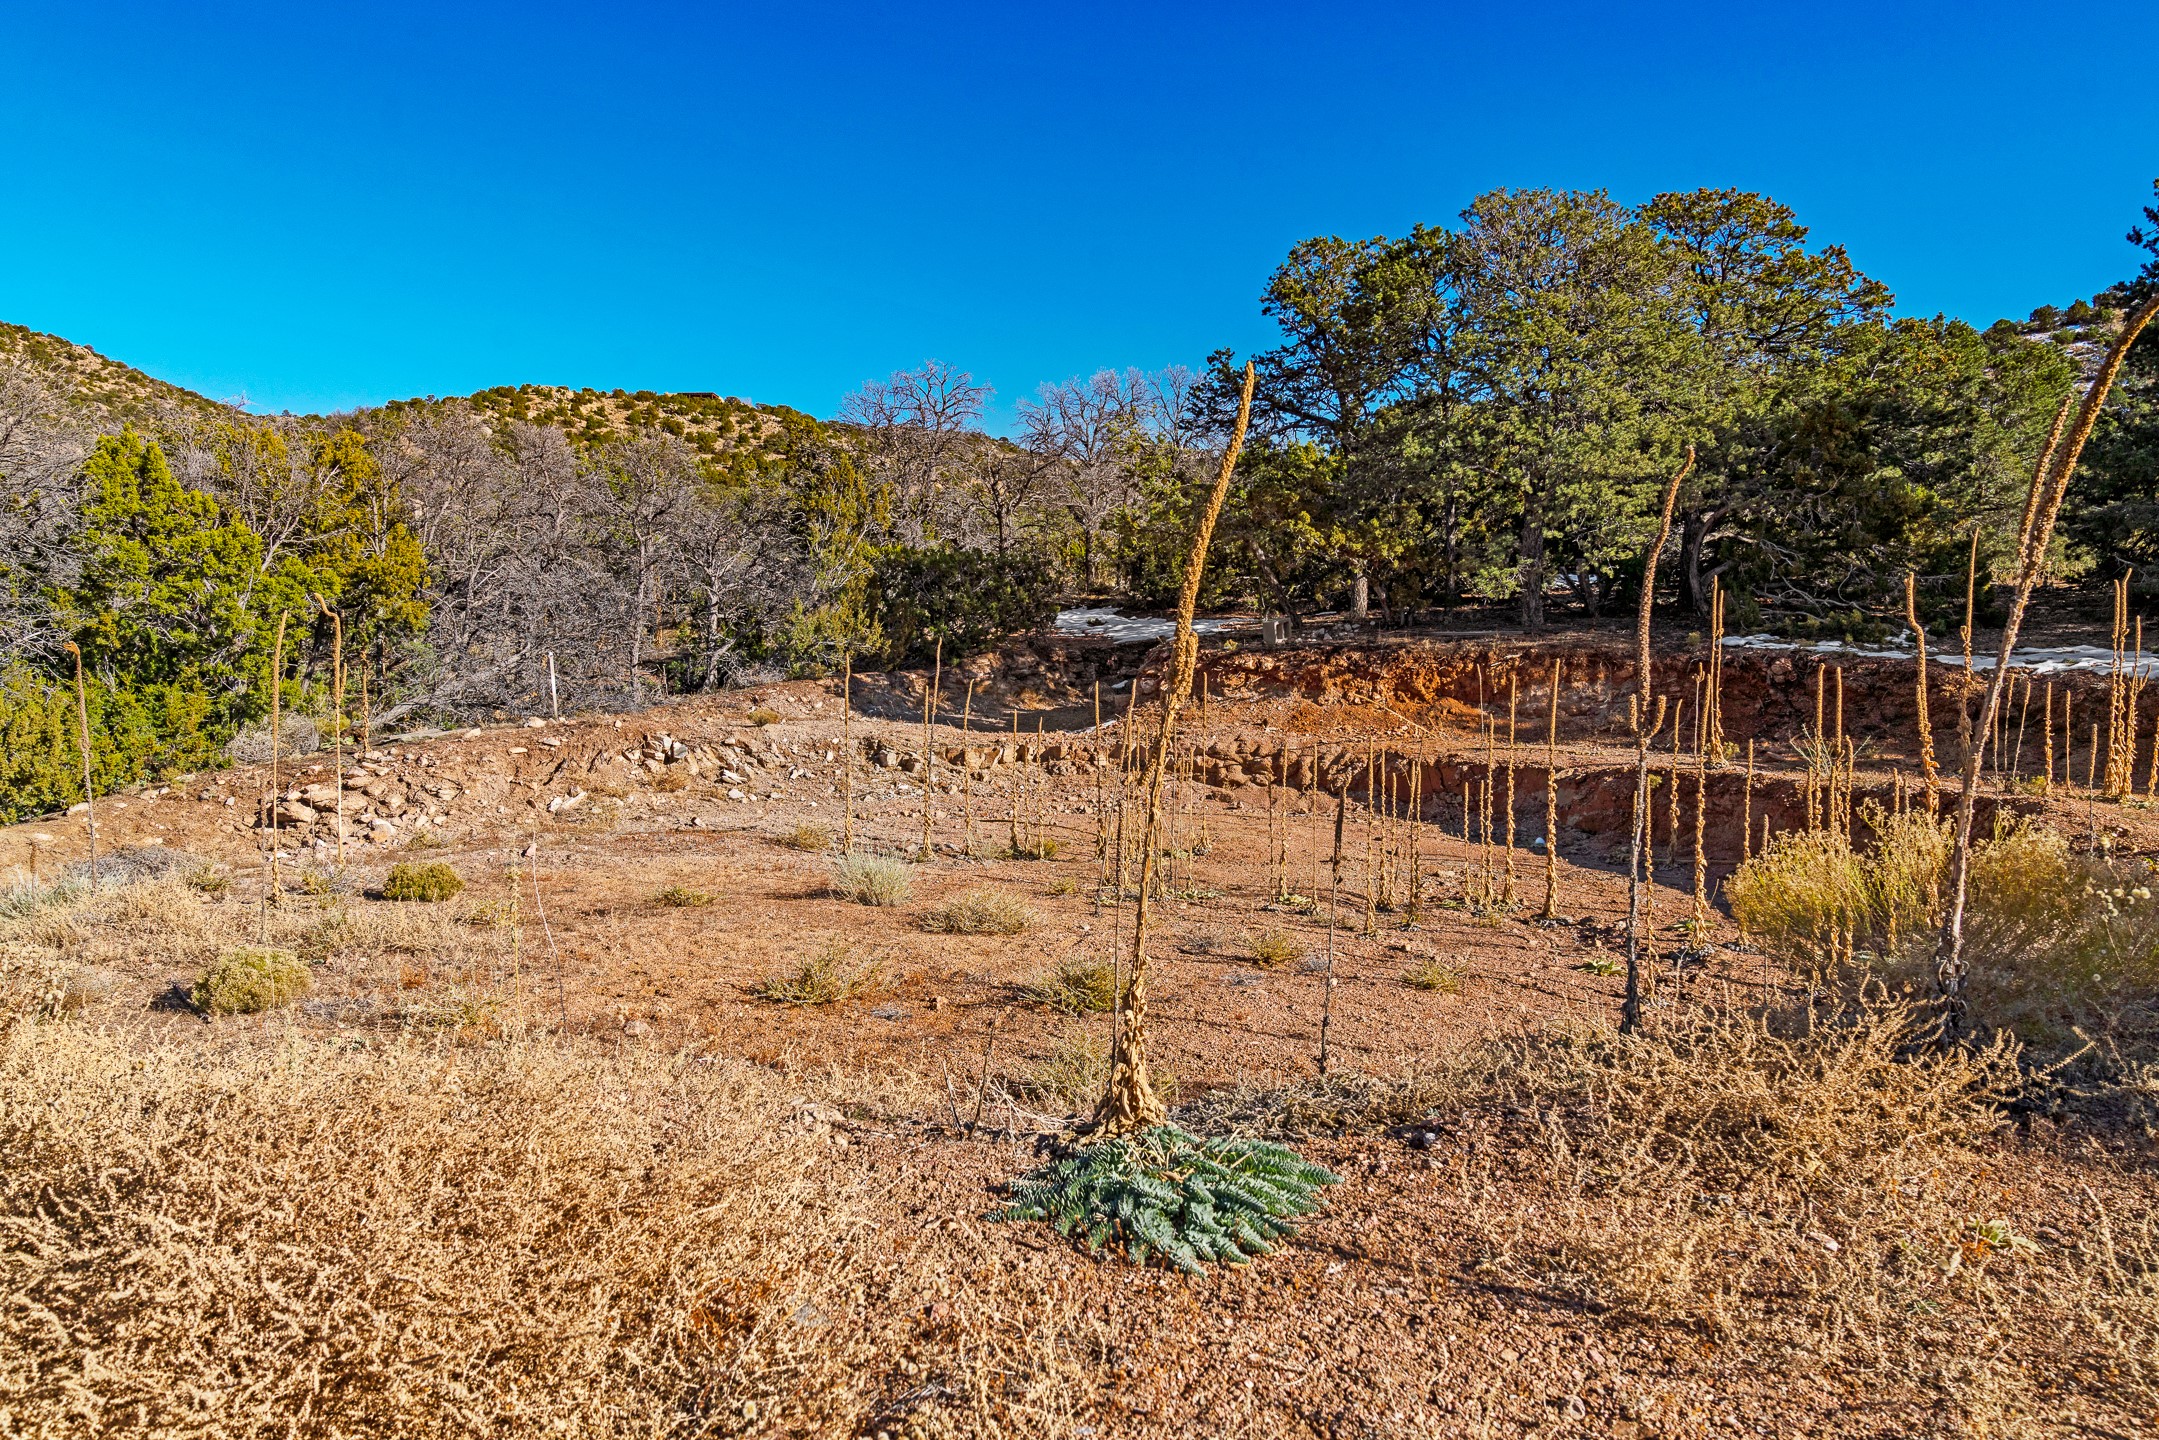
xmin=1 ymin=320 xmax=810 ymax=456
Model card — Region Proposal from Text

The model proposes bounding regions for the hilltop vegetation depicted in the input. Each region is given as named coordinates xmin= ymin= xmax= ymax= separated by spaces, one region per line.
xmin=1 ymin=181 xmax=2156 ymax=821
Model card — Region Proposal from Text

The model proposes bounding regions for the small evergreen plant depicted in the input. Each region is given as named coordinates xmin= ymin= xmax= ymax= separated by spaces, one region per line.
xmin=381 ymin=862 xmax=463 ymax=902
xmin=192 ymin=947 xmax=311 ymax=1015
xmin=994 ymin=1125 xmax=1338 ymax=1274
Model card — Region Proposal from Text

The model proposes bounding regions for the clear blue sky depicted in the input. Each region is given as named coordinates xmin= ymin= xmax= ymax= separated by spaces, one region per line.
xmin=3 ymin=2 xmax=2154 ymax=430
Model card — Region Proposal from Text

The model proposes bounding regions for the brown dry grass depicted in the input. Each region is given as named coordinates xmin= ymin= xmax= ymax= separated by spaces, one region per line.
xmin=0 ymin=1021 xmax=1110 ymax=1439
xmin=1729 ymin=812 xmax=2159 ymax=1064
xmin=1191 ymin=999 xmax=2159 ymax=1431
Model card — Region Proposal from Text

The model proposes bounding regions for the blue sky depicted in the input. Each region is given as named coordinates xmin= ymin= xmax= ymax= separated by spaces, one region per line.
xmin=2 ymin=2 xmax=2155 ymax=430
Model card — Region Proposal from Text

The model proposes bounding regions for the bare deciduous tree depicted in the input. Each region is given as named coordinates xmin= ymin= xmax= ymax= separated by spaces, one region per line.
xmin=839 ymin=360 xmax=990 ymax=545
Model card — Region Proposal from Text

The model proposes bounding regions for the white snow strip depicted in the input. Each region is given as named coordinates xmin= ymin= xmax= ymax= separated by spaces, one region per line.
xmin=1054 ymin=608 xmax=1251 ymax=643
xmin=1721 ymin=633 xmax=2159 ymax=677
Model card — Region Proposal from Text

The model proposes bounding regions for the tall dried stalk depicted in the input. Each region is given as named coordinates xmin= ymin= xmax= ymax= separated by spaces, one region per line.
xmin=1831 ymin=667 xmax=1847 ymax=836
xmin=842 ymin=660 xmax=855 ymax=853
xmin=1502 ymin=672 xmax=1518 ymax=908
xmin=1955 ymin=526 xmax=1979 ymax=776
xmin=1623 ymin=695 xmax=1669 ymax=1035
xmin=1541 ymin=657 xmax=1562 ymax=920
xmin=1479 ymin=711 xmax=1496 ymax=908
xmin=2043 ymin=679 xmax=2056 ymax=792
xmin=1623 ymin=446 xmax=1693 ymax=1032
xmin=2003 ymin=677 xmax=2020 ymax=790
xmin=1938 ymin=299 xmax=2159 ymax=1034
xmin=1092 ymin=360 xmax=1254 ymax=1136
xmin=1807 ymin=665 xmax=1826 ymax=831
xmin=1407 ymin=738 xmax=1423 ymax=920
xmin=2131 ymin=617 xmax=2145 ymax=797
xmin=268 ymin=611 xmax=288 ymax=896
xmin=1742 ymin=738 xmax=1755 ymax=860
xmin=1664 ymin=697 xmax=1684 ymax=867
xmin=1691 ymin=740 xmax=1708 ymax=929
xmin=1707 ymin=577 xmax=1726 ymax=762
xmin=1905 ymin=573 xmax=1940 ymax=813
xmin=63 ymin=641 xmax=95 ymax=886
xmin=313 ymin=594 xmax=346 ymax=867
xmin=921 ymin=639 xmax=941 ymax=858
xmin=963 ymin=680 xmax=978 ymax=857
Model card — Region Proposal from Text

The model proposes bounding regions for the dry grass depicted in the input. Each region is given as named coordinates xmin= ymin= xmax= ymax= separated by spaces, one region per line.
xmin=829 ymin=851 xmax=911 ymax=907
xmin=653 ymin=884 xmax=716 ymax=908
xmin=652 ymin=766 xmax=691 ymax=793
xmin=920 ymin=888 xmax=1037 ymax=935
xmin=0 ymin=1023 xmax=1079 ymax=1437
xmin=775 ymin=819 xmax=834 ymax=852
xmin=1246 ymin=927 xmax=1304 ymax=969
xmin=190 ymin=946 xmax=311 ymax=1015
xmin=1729 ymin=812 xmax=2159 ymax=1061
xmin=755 ymin=940 xmax=885 ymax=1006
xmin=746 ymin=705 xmax=781 ymax=726
xmin=1023 ymin=953 xmax=1118 ymax=1014
xmin=1189 ymin=998 xmax=2159 ymax=1431
xmin=1401 ymin=955 xmax=1463 ymax=992
xmin=1014 ymin=1027 xmax=1175 ymax=1112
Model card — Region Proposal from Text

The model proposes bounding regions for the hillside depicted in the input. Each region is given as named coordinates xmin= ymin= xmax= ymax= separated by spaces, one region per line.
xmin=1 ymin=320 xmax=806 ymax=460
xmin=0 ymin=322 xmax=237 ymax=429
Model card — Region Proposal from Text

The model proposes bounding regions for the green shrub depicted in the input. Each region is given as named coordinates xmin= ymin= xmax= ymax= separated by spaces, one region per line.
xmin=829 ymin=852 xmax=910 ymax=907
xmin=191 ymin=947 xmax=311 ymax=1015
xmin=861 ymin=544 xmax=1059 ymax=669
xmin=746 ymin=706 xmax=782 ymax=727
xmin=380 ymin=862 xmax=464 ymax=902
xmin=1247 ymin=928 xmax=1303 ymax=969
xmin=653 ymin=885 xmax=714 ymax=908
xmin=921 ymin=888 xmax=1036 ymax=935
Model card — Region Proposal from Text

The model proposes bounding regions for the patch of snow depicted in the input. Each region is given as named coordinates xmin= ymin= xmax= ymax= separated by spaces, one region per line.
xmin=1054 ymin=607 xmax=1249 ymax=643
xmin=1721 ymin=633 xmax=2159 ymax=677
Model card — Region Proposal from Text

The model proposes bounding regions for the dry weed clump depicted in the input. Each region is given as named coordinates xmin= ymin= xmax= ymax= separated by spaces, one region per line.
xmin=653 ymin=884 xmax=716 ymax=908
xmin=829 ymin=851 xmax=911 ymax=907
xmin=190 ymin=947 xmax=311 ymax=1015
xmin=1246 ymin=927 xmax=1304 ymax=969
xmin=1024 ymin=954 xmax=1118 ymax=1014
xmin=756 ymin=940 xmax=885 ymax=1005
xmin=746 ymin=704 xmax=782 ymax=726
xmin=380 ymin=861 xmax=465 ymax=902
xmin=775 ymin=819 xmax=834 ymax=852
xmin=1402 ymin=956 xmax=1463 ymax=992
xmin=921 ymin=888 xmax=1037 ymax=935
xmin=1015 ymin=1028 xmax=1175 ymax=1111
xmin=0 ymin=1026 xmax=886 ymax=1435
xmin=1191 ymin=999 xmax=2157 ymax=1427
xmin=1730 ymin=813 xmax=2159 ymax=1059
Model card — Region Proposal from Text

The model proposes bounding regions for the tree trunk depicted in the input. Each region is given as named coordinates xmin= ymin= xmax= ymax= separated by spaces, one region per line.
xmin=1678 ymin=506 xmax=1726 ymax=617
xmin=1349 ymin=569 xmax=1369 ymax=622
xmin=1249 ymin=541 xmax=1301 ymax=638
xmin=1518 ymin=495 xmax=1547 ymax=631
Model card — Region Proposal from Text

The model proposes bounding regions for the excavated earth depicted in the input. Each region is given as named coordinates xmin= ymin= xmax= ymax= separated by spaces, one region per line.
xmin=5 ymin=625 xmax=2156 ymax=1439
